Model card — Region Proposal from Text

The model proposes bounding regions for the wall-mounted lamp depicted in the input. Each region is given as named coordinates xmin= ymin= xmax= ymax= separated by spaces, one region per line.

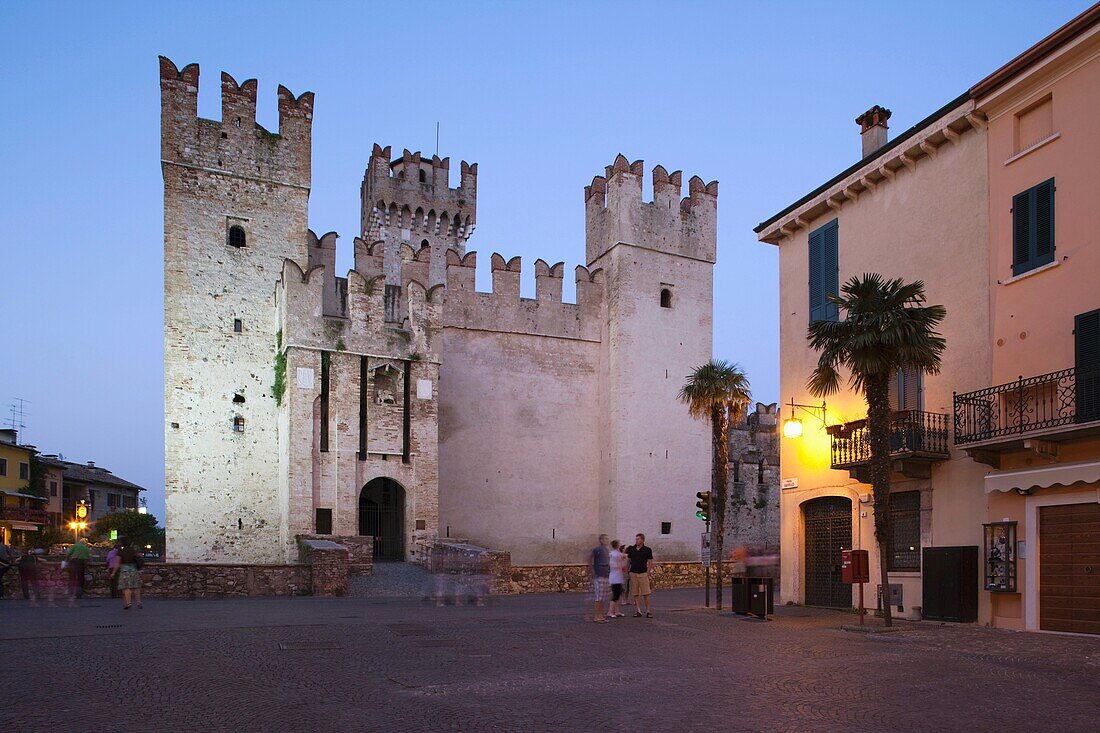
xmin=782 ymin=399 xmax=827 ymax=439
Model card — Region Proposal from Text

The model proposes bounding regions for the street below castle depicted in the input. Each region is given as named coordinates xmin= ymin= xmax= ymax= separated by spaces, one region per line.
xmin=2 ymin=587 xmax=1098 ymax=733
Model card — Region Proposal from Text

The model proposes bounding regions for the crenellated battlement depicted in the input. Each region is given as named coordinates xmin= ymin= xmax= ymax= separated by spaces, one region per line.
xmin=360 ymin=143 xmax=477 ymax=247
xmin=159 ymin=56 xmax=313 ymax=188
xmin=584 ymin=153 xmax=717 ymax=266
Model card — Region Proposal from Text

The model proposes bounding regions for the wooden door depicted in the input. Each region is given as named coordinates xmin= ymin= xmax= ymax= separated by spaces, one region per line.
xmin=1040 ymin=503 xmax=1100 ymax=635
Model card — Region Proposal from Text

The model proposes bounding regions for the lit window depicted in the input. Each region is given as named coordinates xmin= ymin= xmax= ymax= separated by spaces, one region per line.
xmin=233 ymin=416 xmax=245 ymax=432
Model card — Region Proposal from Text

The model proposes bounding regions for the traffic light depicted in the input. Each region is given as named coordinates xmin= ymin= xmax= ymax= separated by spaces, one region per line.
xmin=695 ymin=491 xmax=711 ymax=522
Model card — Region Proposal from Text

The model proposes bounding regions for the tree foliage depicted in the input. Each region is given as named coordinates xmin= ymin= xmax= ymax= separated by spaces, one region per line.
xmin=92 ymin=510 xmax=160 ymax=544
xmin=680 ymin=360 xmax=752 ymax=611
xmin=807 ymin=273 xmax=945 ymax=626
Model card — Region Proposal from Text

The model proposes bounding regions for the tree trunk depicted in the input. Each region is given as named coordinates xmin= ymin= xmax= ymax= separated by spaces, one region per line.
xmin=712 ymin=404 xmax=730 ymax=611
xmin=866 ymin=374 xmax=894 ymax=627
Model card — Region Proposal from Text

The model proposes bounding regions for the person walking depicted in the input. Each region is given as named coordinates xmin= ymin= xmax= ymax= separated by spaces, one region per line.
xmin=116 ymin=539 xmax=143 ymax=610
xmin=589 ymin=534 xmax=611 ymax=623
xmin=0 ymin=540 xmax=17 ymax=599
xmin=626 ymin=533 xmax=656 ymax=618
xmin=607 ymin=540 xmax=627 ymax=618
xmin=66 ymin=537 xmax=90 ymax=600
xmin=17 ymin=548 xmax=41 ymax=604
xmin=106 ymin=543 xmax=122 ymax=599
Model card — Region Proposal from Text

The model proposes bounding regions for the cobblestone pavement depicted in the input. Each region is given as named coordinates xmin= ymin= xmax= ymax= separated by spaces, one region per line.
xmin=348 ymin=561 xmax=436 ymax=597
xmin=2 ymin=589 xmax=1099 ymax=732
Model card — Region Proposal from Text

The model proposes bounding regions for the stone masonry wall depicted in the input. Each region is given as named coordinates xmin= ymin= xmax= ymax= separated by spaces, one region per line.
xmin=30 ymin=560 xmax=310 ymax=598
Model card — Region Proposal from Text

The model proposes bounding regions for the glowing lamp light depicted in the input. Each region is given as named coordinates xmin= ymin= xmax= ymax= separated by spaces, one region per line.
xmin=782 ymin=400 xmax=827 ymax=439
xmin=783 ymin=417 xmax=804 ymax=439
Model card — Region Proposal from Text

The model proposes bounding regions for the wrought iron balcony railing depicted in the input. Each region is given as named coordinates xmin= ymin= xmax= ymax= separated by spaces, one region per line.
xmin=830 ymin=410 xmax=951 ymax=470
xmin=952 ymin=367 xmax=1099 ymax=446
xmin=0 ymin=505 xmax=49 ymax=524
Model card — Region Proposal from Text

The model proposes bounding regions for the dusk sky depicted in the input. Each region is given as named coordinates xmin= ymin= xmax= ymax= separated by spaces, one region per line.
xmin=0 ymin=0 xmax=1091 ymax=522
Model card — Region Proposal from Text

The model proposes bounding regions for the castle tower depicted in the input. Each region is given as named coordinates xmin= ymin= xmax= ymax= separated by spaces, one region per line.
xmin=360 ymin=145 xmax=477 ymax=286
xmin=160 ymin=57 xmax=313 ymax=563
xmin=586 ymin=155 xmax=718 ymax=559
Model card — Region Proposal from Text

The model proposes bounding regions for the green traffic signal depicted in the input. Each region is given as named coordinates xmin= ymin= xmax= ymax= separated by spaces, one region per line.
xmin=695 ymin=490 xmax=711 ymax=522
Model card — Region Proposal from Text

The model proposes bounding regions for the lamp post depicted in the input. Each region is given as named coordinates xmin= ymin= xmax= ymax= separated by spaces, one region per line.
xmin=781 ymin=399 xmax=827 ymax=438
xmin=69 ymin=501 xmax=89 ymax=542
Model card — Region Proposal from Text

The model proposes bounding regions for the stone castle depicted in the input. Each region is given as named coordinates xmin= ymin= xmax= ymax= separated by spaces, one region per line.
xmin=160 ymin=57 xmax=719 ymax=566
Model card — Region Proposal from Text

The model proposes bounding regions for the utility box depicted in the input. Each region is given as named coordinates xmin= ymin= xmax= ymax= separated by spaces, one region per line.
xmin=748 ymin=578 xmax=774 ymax=618
xmin=841 ymin=549 xmax=870 ymax=584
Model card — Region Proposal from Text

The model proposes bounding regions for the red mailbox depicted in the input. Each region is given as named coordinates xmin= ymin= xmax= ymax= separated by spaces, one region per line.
xmin=841 ymin=549 xmax=870 ymax=584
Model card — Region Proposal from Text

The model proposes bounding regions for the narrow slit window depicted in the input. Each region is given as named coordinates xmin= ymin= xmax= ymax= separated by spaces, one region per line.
xmin=233 ymin=318 xmax=243 ymax=333
xmin=233 ymin=416 xmax=245 ymax=432
xmin=660 ymin=288 xmax=672 ymax=308
xmin=228 ymin=224 xmax=247 ymax=248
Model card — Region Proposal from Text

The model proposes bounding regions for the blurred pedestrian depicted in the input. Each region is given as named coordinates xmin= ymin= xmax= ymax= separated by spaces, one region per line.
xmin=0 ymin=540 xmax=17 ymax=599
xmin=107 ymin=543 xmax=122 ymax=598
xmin=589 ymin=534 xmax=611 ymax=623
xmin=18 ymin=548 xmax=40 ymax=604
xmin=116 ymin=539 xmax=143 ymax=610
xmin=626 ymin=533 xmax=655 ymax=618
xmin=66 ymin=537 xmax=90 ymax=600
xmin=608 ymin=539 xmax=626 ymax=618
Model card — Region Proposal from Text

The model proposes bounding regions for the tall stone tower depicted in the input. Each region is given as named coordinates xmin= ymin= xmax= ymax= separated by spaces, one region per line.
xmin=586 ymin=155 xmax=718 ymax=558
xmin=360 ymin=145 xmax=477 ymax=287
xmin=160 ymin=57 xmax=313 ymax=562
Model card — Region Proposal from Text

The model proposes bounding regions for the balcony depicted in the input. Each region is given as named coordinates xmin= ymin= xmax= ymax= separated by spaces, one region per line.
xmin=829 ymin=410 xmax=951 ymax=480
xmin=0 ymin=505 xmax=49 ymax=525
xmin=953 ymin=367 xmax=1100 ymax=466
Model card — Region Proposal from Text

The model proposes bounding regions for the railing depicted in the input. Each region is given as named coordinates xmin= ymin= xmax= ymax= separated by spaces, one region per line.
xmin=830 ymin=410 xmax=950 ymax=469
xmin=953 ymin=368 xmax=1087 ymax=446
xmin=0 ymin=505 xmax=49 ymax=524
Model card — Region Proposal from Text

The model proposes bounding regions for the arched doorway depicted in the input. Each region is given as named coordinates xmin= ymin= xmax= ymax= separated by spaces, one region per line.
xmin=802 ymin=496 xmax=853 ymax=608
xmin=359 ymin=477 xmax=406 ymax=561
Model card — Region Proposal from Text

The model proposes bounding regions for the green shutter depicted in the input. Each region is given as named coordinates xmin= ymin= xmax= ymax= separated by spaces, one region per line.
xmin=1012 ymin=178 xmax=1055 ymax=276
xmin=1076 ymin=309 xmax=1100 ymax=423
xmin=808 ymin=219 xmax=839 ymax=324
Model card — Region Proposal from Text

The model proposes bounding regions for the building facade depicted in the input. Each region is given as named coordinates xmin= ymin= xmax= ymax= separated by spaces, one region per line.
xmin=161 ymin=58 xmax=718 ymax=566
xmin=0 ymin=430 xmax=47 ymax=544
xmin=755 ymin=5 xmax=1100 ymax=633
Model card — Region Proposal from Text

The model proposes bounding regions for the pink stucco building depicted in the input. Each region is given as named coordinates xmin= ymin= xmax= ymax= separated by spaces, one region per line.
xmin=756 ymin=4 xmax=1100 ymax=634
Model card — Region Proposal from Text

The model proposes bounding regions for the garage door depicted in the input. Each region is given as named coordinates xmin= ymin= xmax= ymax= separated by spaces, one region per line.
xmin=1039 ymin=502 xmax=1100 ymax=635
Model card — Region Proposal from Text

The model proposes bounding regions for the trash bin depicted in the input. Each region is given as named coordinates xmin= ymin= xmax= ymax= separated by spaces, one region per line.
xmin=729 ymin=577 xmax=751 ymax=614
xmin=748 ymin=577 xmax=774 ymax=618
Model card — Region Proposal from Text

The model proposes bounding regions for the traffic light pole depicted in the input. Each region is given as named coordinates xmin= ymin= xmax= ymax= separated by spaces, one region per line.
xmin=705 ymin=519 xmax=711 ymax=608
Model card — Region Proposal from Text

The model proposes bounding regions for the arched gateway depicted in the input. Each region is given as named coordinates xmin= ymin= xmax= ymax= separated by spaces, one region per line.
xmin=359 ymin=477 xmax=406 ymax=561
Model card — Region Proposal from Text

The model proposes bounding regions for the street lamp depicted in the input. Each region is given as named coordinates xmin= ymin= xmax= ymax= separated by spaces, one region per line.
xmin=782 ymin=399 xmax=827 ymax=438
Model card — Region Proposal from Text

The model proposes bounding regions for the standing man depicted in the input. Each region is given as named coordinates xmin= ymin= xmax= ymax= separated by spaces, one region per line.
xmin=66 ymin=537 xmax=90 ymax=600
xmin=589 ymin=534 xmax=611 ymax=623
xmin=626 ymin=533 xmax=655 ymax=618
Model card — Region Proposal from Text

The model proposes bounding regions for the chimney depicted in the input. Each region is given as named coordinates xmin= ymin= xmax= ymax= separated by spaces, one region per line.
xmin=87 ymin=461 xmax=95 ymax=468
xmin=856 ymin=105 xmax=891 ymax=159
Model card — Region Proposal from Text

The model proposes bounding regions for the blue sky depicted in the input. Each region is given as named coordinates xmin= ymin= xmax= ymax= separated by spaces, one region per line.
xmin=0 ymin=0 xmax=1091 ymax=522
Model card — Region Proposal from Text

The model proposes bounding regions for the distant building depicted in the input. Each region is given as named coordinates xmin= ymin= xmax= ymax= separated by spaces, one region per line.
xmin=0 ymin=429 xmax=47 ymax=544
xmin=724 ymin=403 xmax=780 ymax=556
xmin=52 ymin=459 xmax=144 ymax=525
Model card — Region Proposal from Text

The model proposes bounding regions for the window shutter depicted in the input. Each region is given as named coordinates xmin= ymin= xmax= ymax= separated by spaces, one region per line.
xmin=1034 ymin=178 xmax=1055 ymax=264
xmin=823 ymin=221 xmax=839 ymax=322
xmin=808 ymin=228 xmax=824 ymax=324
xmin=808 ymin=220 xmax=839 ymax=324
xmin=1012 ymin=189 xmax=1031 ymax=275
xmin=902 ymin=368 xmax=922 ymax=411
xmin=889 ymin=371 xmax=900 ymax=410
xmin=1076 ymin=309 xmax=1100 ymax=423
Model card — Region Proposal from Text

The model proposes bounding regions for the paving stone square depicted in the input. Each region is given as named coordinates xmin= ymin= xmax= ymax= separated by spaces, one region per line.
xmin=2 ymin=587 xmax=1099 ymax=732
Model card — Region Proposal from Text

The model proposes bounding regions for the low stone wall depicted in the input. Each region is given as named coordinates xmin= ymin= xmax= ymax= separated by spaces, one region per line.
xmin=21 ymin=560 xmax=310 ymax=599
xmin=297 ymin=535 xmax=372 ymax=576
xmin=416 ymin=539 xmax=709 ymax=595
xmin=503 ymin=561 xmax=708 ymax=594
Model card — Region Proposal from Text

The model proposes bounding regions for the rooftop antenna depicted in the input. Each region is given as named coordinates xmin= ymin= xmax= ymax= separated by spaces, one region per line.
xmin=7 ymin=397 xmax=29 ymax=440
xmin=435 ymin=121 xmax=440 ymax=158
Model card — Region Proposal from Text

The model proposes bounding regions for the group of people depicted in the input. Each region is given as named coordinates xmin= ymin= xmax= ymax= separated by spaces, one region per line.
xmin=0 ymin=536 xmax=144 ymax=608
xmin=589 ymin=533 xmax=655 ymax=623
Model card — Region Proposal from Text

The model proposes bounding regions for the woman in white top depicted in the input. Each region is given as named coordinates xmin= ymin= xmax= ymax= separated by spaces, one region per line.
xmin=607 ymin=540 xmax=627 ymax=618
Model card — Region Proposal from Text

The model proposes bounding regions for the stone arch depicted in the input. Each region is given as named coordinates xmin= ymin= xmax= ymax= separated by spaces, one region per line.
xmin=359 ymin=477 xmax=406 ymax=561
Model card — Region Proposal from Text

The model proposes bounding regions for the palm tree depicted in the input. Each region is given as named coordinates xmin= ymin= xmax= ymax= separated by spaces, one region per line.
xmin=807 ymin=274 xmax=945 ymax=626
xmin=680 ymin=360 xmax=752 ymax=611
